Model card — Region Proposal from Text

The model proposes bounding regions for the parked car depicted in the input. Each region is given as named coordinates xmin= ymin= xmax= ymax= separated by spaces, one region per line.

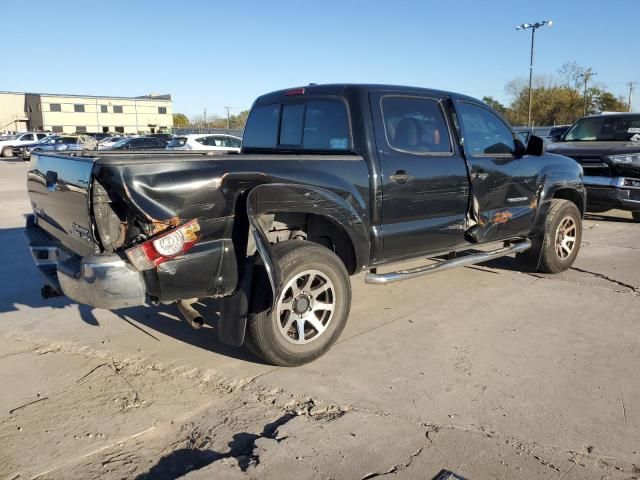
xmin=27 ymin=135 xmax=98 ymax=155
xmin=25 ymin=83 xmax=585 ymax=366
xmin=12 ymin=135 xmax=60 ymax=160
xmin=0 ymin=132 xmax=49 ymax=157
xmin=97 ymin=136 xmax=125 ymax=149
xmin=166 ymin=134 xmax=241 ymax=152
xmin=105 ymin=137 xmax=168 ymax=150
xmin=547 ymin=125 xmax=571 ymax=141
xmin=546 ymin=113 xmax=640 ymax=221
xmin=145 ymin=133 xmax=173 ymax=142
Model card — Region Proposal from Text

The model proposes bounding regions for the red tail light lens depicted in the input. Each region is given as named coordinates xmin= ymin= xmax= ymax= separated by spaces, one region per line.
xmin=125 ymin=219 xmax=201 ymax=271
xmin=285 ymin=88 xmax=305 ymax=96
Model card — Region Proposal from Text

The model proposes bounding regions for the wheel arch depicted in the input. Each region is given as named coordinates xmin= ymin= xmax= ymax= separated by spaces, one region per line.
xmin=246 ymin=183 xmax=370 ymax=275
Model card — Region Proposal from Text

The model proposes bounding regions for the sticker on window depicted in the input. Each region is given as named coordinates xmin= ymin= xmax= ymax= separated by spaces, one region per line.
xmin=628 ymin=127 xmax=640 ymax=133
xmin=329 ymin=138 xmax=348 ymax=150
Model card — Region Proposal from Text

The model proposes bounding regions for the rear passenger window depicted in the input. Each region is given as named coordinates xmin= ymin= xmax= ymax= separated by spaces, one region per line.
xmin=457 ymin=102 xmax=515 ymax=156
xmin=303 ymin=101 xmax=350 ymax=151
xmin=381 ymin=97 xmax=452 ymax=154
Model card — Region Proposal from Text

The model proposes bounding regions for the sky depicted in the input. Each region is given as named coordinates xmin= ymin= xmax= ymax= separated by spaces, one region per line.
xmin=3 ymin=0 xmax=639 ymax=118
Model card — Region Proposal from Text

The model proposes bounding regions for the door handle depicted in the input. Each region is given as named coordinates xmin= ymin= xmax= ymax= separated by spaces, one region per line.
xmin=389 ymin=170 xmax=412 ymax=184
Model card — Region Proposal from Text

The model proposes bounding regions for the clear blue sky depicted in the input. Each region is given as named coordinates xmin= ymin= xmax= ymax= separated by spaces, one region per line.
xmin=4 ymin=0 xmax=638 ymax=118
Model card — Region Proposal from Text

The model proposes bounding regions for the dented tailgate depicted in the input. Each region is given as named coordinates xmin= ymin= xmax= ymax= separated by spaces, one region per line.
xmin=27 ymin=152 xmax=97 ymax=256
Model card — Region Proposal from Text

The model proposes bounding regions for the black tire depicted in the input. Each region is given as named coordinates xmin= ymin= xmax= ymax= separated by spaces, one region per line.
xmin=536 ymin=199 xmax=582 ymax=273
xmin=245 ymin=240 xmax=351 ymax=367
xmin=632 ymin=212 xmax=640 ymax=223
xmin=2 ymin=147 xmax=13 ymax=158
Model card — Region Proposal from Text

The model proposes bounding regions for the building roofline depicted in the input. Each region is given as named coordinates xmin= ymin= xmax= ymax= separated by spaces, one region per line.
xmin=0 ymin=91 xmax=172 ymax=101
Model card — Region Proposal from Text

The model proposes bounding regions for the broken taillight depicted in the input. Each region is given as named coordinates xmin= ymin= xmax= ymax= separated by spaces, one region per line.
xmin=125 ymin=219 xmax=201 ymax=271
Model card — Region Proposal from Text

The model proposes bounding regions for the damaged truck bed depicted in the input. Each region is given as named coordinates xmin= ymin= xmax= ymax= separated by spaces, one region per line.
xmin=25 ymin=84 xmax=586 ymax=366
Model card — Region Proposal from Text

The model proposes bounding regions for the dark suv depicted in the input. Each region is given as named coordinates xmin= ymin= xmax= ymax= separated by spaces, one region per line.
xmin=546 ymin=113 xmax=640 ymax=221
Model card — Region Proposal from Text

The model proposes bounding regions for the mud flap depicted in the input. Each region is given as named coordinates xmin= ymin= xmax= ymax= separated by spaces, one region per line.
xmin=218 ymin=256 xmax=254 ymax=346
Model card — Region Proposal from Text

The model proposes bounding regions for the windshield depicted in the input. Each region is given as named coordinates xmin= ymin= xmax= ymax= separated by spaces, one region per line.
xmin=564 ymin=116 xmax=640 ymax=142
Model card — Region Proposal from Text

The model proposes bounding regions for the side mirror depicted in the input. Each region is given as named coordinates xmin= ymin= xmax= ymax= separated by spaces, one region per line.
xmin=550 ymin=134 xmax=562 ymax=142
xmin=514 ymin=138 xmax=527 ymax=158
xmin=526 ymin=135 xmax=545 ymax=156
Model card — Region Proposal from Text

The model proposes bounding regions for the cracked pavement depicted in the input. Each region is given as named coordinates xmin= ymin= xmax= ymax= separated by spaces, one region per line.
xmin=1 ymin=161 xmax=640 ymax=479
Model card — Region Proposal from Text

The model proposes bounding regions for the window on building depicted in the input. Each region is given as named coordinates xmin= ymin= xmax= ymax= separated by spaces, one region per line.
xmin=52 ymin=126 xmax=63 ymax=133
xmin=100 ymin=105 xmax=108 ymax=113
xmin=158 ymin=106 xmax=167 ymax=114
xmin=27 ymin=106 xmax=33 ymax=113
xmin=113 ymin=105 xmax=123 ymax=113
xmin=74 ymin=104 xmax=85 ymax=113
xmin=76 ymin=126 xmax=87 ymax=133
xmin=115 ymin=126 xmax=124 ymax=133
xmin=50 ymin=104 xmax=61 ymax=112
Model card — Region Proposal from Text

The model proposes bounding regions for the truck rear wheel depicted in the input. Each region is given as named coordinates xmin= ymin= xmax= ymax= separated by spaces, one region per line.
xmin=536 ymin=199 xmax=582 ymax=273
xmin=632 ymin=212 xmax=640 ymax=223
xmin=245 ymin=241 xmax=351 ymax=366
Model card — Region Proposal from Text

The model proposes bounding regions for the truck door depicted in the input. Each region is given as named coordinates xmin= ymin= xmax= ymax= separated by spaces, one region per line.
xmin=453 ymin=101 xmax=538 ymax=242
xmin=370 ymin=93 xmax=470 ymax=260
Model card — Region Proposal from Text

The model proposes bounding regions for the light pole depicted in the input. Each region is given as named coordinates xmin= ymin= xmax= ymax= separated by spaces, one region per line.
xmin=516 ymin=20 xmax=553 ymax=127
xmin=224 ymin=107 xmax=231 ymax=133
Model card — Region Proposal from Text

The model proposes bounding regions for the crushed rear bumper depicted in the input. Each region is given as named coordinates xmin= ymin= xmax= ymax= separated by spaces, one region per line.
xmin=25 ymin=215 xmax=146 ymax=309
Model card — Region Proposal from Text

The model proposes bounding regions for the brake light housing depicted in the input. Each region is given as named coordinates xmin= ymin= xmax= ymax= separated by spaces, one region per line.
xmin=125 ymin=219 xmax=201 ymax=271
xmin=285 ymin=87 xmax=305 ymax=96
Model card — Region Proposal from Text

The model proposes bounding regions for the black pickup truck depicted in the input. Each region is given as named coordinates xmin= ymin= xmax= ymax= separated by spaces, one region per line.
xmin=546 ymin=113 xmax=640 ymax=221
xmin=25 ymin=84 xmax=585 ymax=366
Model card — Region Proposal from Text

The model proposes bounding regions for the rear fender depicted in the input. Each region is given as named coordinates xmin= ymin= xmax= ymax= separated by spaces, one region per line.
xmin=247 ymin=182 xmax=370 ymax=284
xmin=218 ymin=183 xmax=369 ymax=347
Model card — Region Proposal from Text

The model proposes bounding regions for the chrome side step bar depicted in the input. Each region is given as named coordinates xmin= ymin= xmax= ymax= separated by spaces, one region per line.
xmin=365 ymin=239 xmax=532 ymax=285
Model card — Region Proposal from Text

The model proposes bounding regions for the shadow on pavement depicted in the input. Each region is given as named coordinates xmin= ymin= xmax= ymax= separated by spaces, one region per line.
xmin=584 ymin=212 xmax=635 ymax=223
xmin=132 ymin=412 xmax=296 ymax=479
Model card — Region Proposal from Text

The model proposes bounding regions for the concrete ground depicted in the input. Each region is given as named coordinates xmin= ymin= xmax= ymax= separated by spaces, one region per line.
xmin=1 ymin=159 xmax=639 ymax=480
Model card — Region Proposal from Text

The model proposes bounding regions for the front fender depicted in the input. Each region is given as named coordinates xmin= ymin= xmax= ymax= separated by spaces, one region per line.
xmin=518 ymin=154 xmax=585 ymax=270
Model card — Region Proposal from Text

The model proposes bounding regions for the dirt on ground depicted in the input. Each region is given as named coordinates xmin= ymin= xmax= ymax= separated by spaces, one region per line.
xmin=1 ymin=161 xmax=639 ymax=480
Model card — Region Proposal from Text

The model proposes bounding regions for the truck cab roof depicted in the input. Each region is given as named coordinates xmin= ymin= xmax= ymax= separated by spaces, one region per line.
xmin=254 ymin=83 xmax=481 ymax=105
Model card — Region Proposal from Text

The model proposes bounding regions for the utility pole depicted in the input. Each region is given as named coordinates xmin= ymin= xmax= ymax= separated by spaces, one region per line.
xmin=516 ymin=20 xmax=553 ymax=128
xmin=203 ymin=108 xmax=207 ymax=133
xmin=582 ymin=69 xmax=596 ymax=116
xmin=224 ymin=107 xmax=231 ymax=133
xmin=627 ymin=81 xmax=637 ymax=112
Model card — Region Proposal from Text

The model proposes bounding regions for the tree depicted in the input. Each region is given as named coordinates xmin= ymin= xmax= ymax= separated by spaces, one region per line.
xmin=558 ymin=62 xmax=587 ymax=91
xmin=501 ymin=63 xmax=628 ymax=125
xmin=590 ymin=89 xmax=627 ymax=113
xmin=172 ymin=113 xmax=190 ymax=127
xmin=482 ymin=97 xmax=507 ymax=116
